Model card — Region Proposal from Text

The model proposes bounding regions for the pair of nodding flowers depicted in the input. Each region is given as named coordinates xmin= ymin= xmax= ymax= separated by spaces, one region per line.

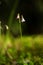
xmin=17 ymin=13 xmax=25 ymax=23
xmin=0 ymin=13 xmax=25 ymax=31
xmin=5 ymin=13 xmax=25 ymax=30
xmin=6 ymin=13 xmax=25 ymax=30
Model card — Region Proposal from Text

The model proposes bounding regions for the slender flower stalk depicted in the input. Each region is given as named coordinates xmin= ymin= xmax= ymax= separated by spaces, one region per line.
xmin=19 ymin=15 xmax=22 ymax=38
xmin=17 ymin=13 xmax=22 ymax=38
xmin=17 ymin=13 xmax=25 ymax=38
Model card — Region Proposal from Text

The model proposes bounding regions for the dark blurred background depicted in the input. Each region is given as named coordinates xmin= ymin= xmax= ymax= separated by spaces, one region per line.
xmin=0 ymin=0 xmax=43 ymax=35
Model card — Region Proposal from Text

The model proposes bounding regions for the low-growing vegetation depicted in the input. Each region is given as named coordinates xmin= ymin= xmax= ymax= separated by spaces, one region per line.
xmin=0 ymin=35 xmax=43 ymax=65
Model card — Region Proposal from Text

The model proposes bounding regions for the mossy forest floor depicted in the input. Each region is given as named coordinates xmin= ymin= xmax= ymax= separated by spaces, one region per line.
xmin=0 ymin=34 xmax=43 ymax=65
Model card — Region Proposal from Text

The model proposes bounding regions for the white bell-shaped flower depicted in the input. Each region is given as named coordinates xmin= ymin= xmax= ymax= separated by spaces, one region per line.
xmin=21 ymin=15 xmax=25 ymax=22
xmin=5 ymin=25 xmax=9 ymax=30
xmin=17 ymin=13 xmax=20 ymax=19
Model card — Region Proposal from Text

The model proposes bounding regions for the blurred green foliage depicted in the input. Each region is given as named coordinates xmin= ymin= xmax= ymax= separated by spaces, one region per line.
xmin=0 ymin=35 xmax=43 ymax=65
